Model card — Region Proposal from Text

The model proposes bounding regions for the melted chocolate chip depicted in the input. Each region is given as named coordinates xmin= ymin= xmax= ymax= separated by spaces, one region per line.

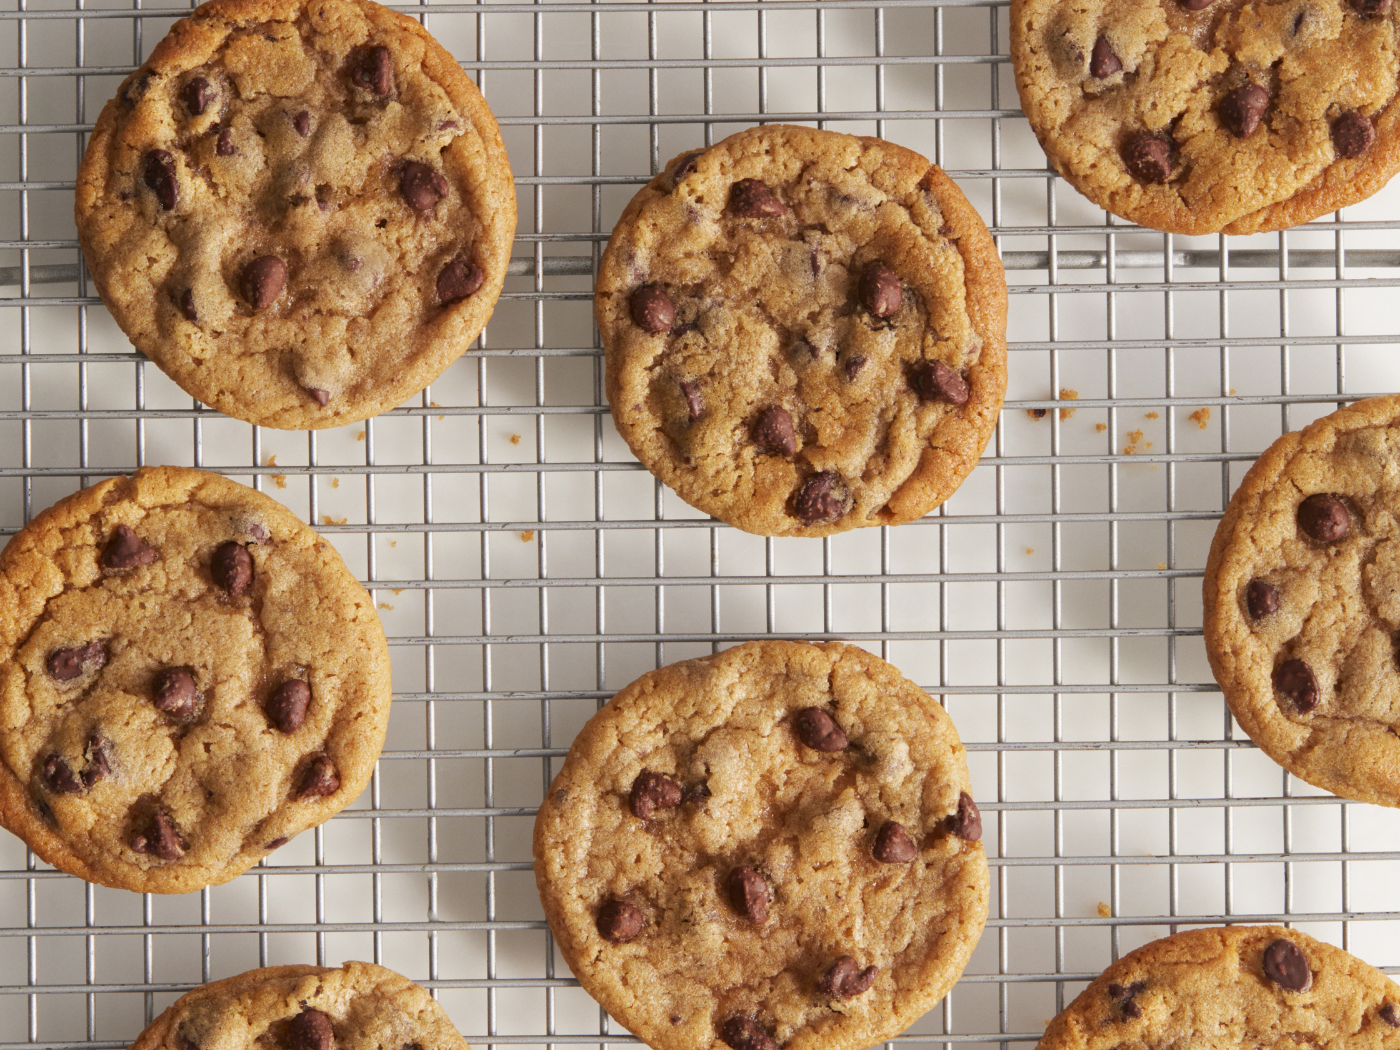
xmin=629 ymin=770 xmax=682 ymax=819
xmin=670 ymin=150 xmax=703 ymax=187
xmin=308 ymin=387 xmax=330 ymax=407
xmin=265 ymin=836 xmax=289 ymax=850
xmin=596 ymin=898 xmax=644 ymax=942
xmin=400 ymin=160 xmax=449 ymax=215
xmin=1298 ymin=493 xmax=1350 ymax=543
xmin=1274 ymin=658 xmax=1319 ymax=714
xmin=793 ymin=708 xmax=848 ymax=752
xmin=47 ymin=640 xmax=106 ymax=682
xmin=1108 ymin=980 xmax=1147 ymax=1018
xmin=751 ymin=406 xmax=798 ymax=458
xmin=42 ymin=755 xmax=82 ymax=795
xmin=143 ymin=150 xmax=179 ymax=211
xmin=818 ymin=956 xmax=878 ymax=999
xmin=438 ymin=259 xmax=484 ymax=304
xmin=296 ymin=755 xmax=340 ymax=799
xmin=179 ymin=288 xmax=198 ymax=322
xmin=153 ymin=668 xmax=200 ymax=722
xmin=794 ymin=472 xmax=848 ymax=526
xmin=912 ymin=360 xmax=970 ymax=406
xmin=1351 ymin=0 xmax=1392 ymax=12
xmin=1180 ymin=0 xmax=1215 ymax=7
xmin=1124 ymin=134 xmax=1173 ymax=184
xmin=843 ymin=355 xmax=866 ymax=381
xmin=350 ymin=45 xmax=393 ymax=96
xmin=949 ymin=791 xmax=982 ymax=841
xmin=629 ymin=285 xmax=675 ymax=333
xmin=292 ymin=110 xmax=311 ymax=137
xmin=211 ymin=540 xmax=253 ymax=597
xmin=1246 ymin=579 xmax=1280 ymax=620
xmin=858 ymin=262 xmax=902 ymax=318
xmin=131 ymin=810 xmax=183 ymax=860
xmin=262 ymin=679 xmax=309 ymax=734
xmin=287 ymin=1007 xmax=334 ymax=1050
xmin=1090 ymin=35 xmax=1121 ymax=78
xmin=1332 ymin=111 xmax=1376 ymax=159
xmin=1262 ymin=938 xmax=1312 ymax=991
xmin=729 ymin=179 xmax=789 ymax=218
xmin=215 ymin=128 xmax=235 ymax=156
xmin=241 ymin=255 xmax=287 ymax=310
xmin=727 ymin=866 xmax=769 ymax=924
xmin=1380 ymin=1003 xmax=1400 ymax=1027
xmin=872 ymin=820 xmax=917 ymax=863
xmin=83 ymin=734 xmax=110 ymax=787
xmin=181 ymin=77 xmax=214 ymax=116
xmin=720 ymin=1018 xmax=777 ymax=1050
xmin=680 ymin=380 xmax=704 ymax=422
xmin=101 ymin=523 xmax=156 ymax=570
xmin=1220 ymin=84 xmax=1269 ymax=138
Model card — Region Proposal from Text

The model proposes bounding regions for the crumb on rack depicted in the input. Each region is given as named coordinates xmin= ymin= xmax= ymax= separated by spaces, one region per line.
xmin=1097 ymin=901 xmax=1111 ymax=918
xmin=1145 ymin=411 xmax=1159 ymax=420
xmin=1124 ymin=428 xmax=1145 ymax=454
xmin=266 ymin=454 xmax=278 ymax=467
xmin=378 ymin=603 xmax=394 ymax=611
xmin=432 ymin=401 xmax=445 ymax=420
xmin=1158 ymin=562 xmax=1167 ymax=570
xmin=510 ymin=434 xmax=523 ymax=446
xmin=322 ymin=515 xmax=348 ymax=525
xmin=356 ymin=430 xmax=365 ymax=441
xmin=1025 ymin=547 xmax=1035 ymax=555
xmin=331 ymin=477 xmax=340 ymax=489
xmin=520 ymin=530 xmax=535 ymax=542
xmin=1095 ymin=422 xmax=1107 ymax=433
xmin=1229 ymin=387 xmax=1236 ymax=395
xmin=390 ymin=540 xmax=397 ymax=547
xmin=272 ymin=474 xmax=287 ymax=489
xmin=1190 ymin=407 xmax=1211 ymax=430
xmin=1027 ymin=408 xmax=1048 ymax=420
xmin=1059 ymin=388 xmax=1078 ymax=420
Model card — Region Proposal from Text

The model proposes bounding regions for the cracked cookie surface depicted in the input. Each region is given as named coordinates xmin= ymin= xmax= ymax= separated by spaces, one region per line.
xmin=1039 ymin=925 xmax=1400 ymax=1050
xmin=0 ymin=466 xmax=392 ymax=892
xmin=1203 ymin=394 xmax=1400 ymax=807
xmin=128 ymin=961 xmax=470 ymax=1050
xmin=1011 ymin=0 xmax=1400 ymax=235
xmin=76 ymin=0 xmax=516 ymax=430
xmin=596 ymin=124 xmax=1007 ymax=537
xmin=533 ymin=640 xmax=988 ymax=1050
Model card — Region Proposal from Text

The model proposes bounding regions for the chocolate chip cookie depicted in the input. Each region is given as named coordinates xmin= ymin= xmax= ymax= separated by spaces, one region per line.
xmin=76 ymin=0 xmax=516 ymax=430
xmin=0 ymin=466 xmax=392 ymax=892
xmin=596 ymin=124 xmax=1008 ymax=537
xmin=1039 ymin=925 xmax=1400 ymax=1050
xmin=533 ymin=640 xmax=989 ymax=1050
xmin=1202 ymin=394 xmax=1400 ymax=807
xmin=127 ymin=961 xmax=470 ymax=1050
xmin=1011 ymin=0 xmax=1400 ymax=235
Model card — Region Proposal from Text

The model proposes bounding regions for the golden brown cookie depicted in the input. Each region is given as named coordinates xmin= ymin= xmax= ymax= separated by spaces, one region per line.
xmin=127 ymin=961 xmax=470 ymax=1050
xmin=0 ymin=466 xmax=392 ymax=892
xmin=1203 ymin=394 xmax=1400 ymax=807
xmin=1039 ymin=925 xmax=1400 ymax=1050
xmin=533 ymin=640 xmax=989 ymax=1050
xmin=76 ymin=0 xmax=516 ymax=430
xmin=596 ymin=124 xmax=1007 ymax=537
xmin=1011 ymin=0 xmax=1400 ymax=235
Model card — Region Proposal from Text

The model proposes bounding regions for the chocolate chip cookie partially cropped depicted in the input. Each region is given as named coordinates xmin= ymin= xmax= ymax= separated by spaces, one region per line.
xmin=76 ymin=0 xmax=516 ymax=430
xmin=1039 ymin=926 xmax=1400 ymax=1050
xmin=596 ymin=124 xmax=1007 ymax=537
xmin=533 ymin=640 xmax=989 ymax=1050
xmin=128 ymin=961 xmax=470 ymax=1050
xmin=1203 ymin=394 xmax=1400 ymax=807
xmin=1011 ymin=0 xmax=1400 ymax=235
xmin=0 ymin=466 xmax=391 ymax=892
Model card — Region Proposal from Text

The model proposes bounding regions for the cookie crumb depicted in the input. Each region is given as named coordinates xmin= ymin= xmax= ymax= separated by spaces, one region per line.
xmin=510 ymin=434 xmax=522 ymax=446
xmin=1097 ymin=901 xmax=1111 ymax=918
xmin=355 ymin=430 xmax=365 ymax=442
xmin=1145 ymin=411 xmax=1159 ymax=420
xmin=272 ymin=474 xmax=287 ymax=490
xmin=1229 ymin=388 xmax=1236 ymax=395
xmin=331 ymin=477 xmax=340 ymax=489
xmin=1025 ymin=547 xmax=1034 ymax=555
xmin=520 ymin=530 xmax=535 ymax=542
xmin=322 ymin=515 xmax=348 ymax=525
xmin=393 ymin=588 xmax=404 ymax=596
xmin=266 ymin=454 xmax=278 ymax=467
xmin=1059 ymin=388 xmax=1078 ymax=420
xmin=431 ymin=401 xmax=445 ymax=420
xmin=1124 ymin=428 xmax=1145 ymax=455
xmin=1095 ymin=423 xmax=1107 ymax=433
xmin=1158 ymin=562 xmax=1167 ymax=570
xmin=378 ymin=602 xmax=394 ymax=610
xmin=1027 ymin=408 xmax=1048 ymax=420
xmin=1190 ymin=407 xmax=1211 ymax=430
xmin=390 ymin=541 xmax=397 ymax=547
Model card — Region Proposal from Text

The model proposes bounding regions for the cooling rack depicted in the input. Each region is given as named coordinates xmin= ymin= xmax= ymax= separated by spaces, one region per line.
xmin=4 ymin=0 xmax=1400 ymax=1047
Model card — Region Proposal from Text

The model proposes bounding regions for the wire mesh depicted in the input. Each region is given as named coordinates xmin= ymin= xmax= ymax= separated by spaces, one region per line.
xmin=3 ymin=0 xmax=1400 ymax=1048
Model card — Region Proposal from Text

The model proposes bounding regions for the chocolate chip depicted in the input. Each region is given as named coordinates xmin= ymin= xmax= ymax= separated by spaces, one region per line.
xmin=949 ymin=791 xmax=982 ymax=841
xmin=296 ymin=755 xmax=340 ymax=799
xmin=215 ymin=128 xmax=234 ymax=156
xmin=727 ymin=866 xmax=769 ymax=924
xmin=858 ymin=262 xmax=902 ymax=318
xmin=181 ymin=77 xmax=214 ymax=116
xmin=872 ymin=820 xmax=917 ymax=863
xmin=1220 ymin=84 xmax=1269 ymax=138
xmin=818 ymin=956 xmax=878 ymax=998
xmin=153 ymin=668 xmax=200 ymax=722
xmin=629 ymin=285 xmax=675 ymax=333
xmin=131 ymin=810 xmax=183 ymax=861
xmin=287 ymin=1007 xmax=334 ymax=1050
xmin=176 ymin=1033 xmax=199 ymax=1050
xmin=1123 ymin=133 xmax=1173 ymax=184
xmin=1262 ymin=938 xmax=1312 ymax=991
xmin=437 ymin=259 xmax=485 ymax=304
xmin=143 ymin=150 xmax=179 ymax=211
xmin=101 ymin=523 xmax=156 ymax=570
xmin=350 ymin=45 xmax=393 ymax=96
xmin=751 ymin=406 xmax=798 ymax=458
xmin=729 ymin=179 xmax=789 ymax=218
xmin=1380 ymin=1003 xmax=1400 ymax=1027
xmin=1108 ymin=980 xmax=1147 ymax=1018
xmin=794 ymin=472 xmax=848 ymax=526
xmin=791 ymin=338 xmax=819 ymax=361
xmin=720 ymin=1017 xmax=777 ymax=1050
xmin=1180 ymin=0 xmax=1215 ymax=7
xmin=1350 ymin=0 xmax=1392 ymax=12
xmin=211 ymin=540 xmax=253 ymax=596
xmin=596 ymin=898 xmax=644 ymax=942
xmin=83 ymin=733 xmax=111 ymax=788
xmin=1246 ymin=579 xmax=1280 ymax=620
xmin=1090 ymin=35 xmax=1121 ymax=78
xmin=1298 ymin=493 xmax=1350 ymax=543
xmin=41 ymin=755 xmax=82 ymax=795
xmin=293 ymin=110 xmax=311 ymax=137
xmin=308 ymin=387 xmax=330 ymax=407
xmin=1333 ymin=111 xmax=1376 ymax=159
xmin=179 ymin=288 xmax=197 ymax=322
xmin=265 ymin=679 xmax=311 ymax=734
xmin=400 ymin=160 xmax=449 ymax=215
xmin=47 ymin=640 xmax=106 ymax=682
xmin=1274 ymin=658 xmax=1319 ymax=714
xmin=680 ymin=380 xmax=703 ymax=422
xmin=241 ymin=255 xmax=286 ymax=310
xmin=843 ymin=355 xmax=866 ymax=381
xmin=629 ymin=770 xmax=682 ymax=819
xmin=912 ymin=360 xmax=970 ymax=406
xmin=669 ymin=150 xmax=703 ymax=186
xmin=793 ymin=707 xmax=848 ymax=752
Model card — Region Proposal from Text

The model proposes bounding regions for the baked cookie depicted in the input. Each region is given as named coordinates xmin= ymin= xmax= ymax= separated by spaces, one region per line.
xmin=1011 ymin=0 xmax=1400 ymax=235
xmin=76 ymin=0 xmax=516 ymax=430
xmin=0 ymin=466 xmax=392 ymax=892
xmin=1039 ymin=925 xmax=1400 ymax=1050
xmin=127 ymin=961 xmax=469 ymax=1050
xmin=1202 ymin=394 xmax=1400 ymax=807
xmin=596 ymin=124 xmax=1007 ymax=537
xmin=533 ymin=640 xmax=988 ymax=1050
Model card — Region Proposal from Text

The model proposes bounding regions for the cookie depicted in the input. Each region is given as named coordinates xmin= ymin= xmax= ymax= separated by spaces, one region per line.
xmin=127 ymin=961 xmax=470 ymax=1050
xmin=533 ymin=640 xmax=988 ymax=1050
xmin=596 ymin=124 xmax=1007 ymax=537
xmin=75 ymin=0 xmax=516 ymax=430
xmin=1011 ymin=0 xmax=1400 ymax=235
xmin=1038 ymin=925 xmax=1400 ymax=1050
xmin=1202 ymin=394 xmax=1400 ymax=806
xmin=0 ymin=466 xmax=392 ymax=893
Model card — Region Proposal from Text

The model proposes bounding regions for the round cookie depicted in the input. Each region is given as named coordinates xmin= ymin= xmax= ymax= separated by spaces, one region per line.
xmin=1039 ymin=925 xmax=1400 ymax=1050
xmin=1202 ymin=394 xmax=1400 ymax=807
xmin=533 ymin=640 xmax=989 ymax=1050
xmin=75 ymin=0 xmax=516 ymax=430
xmin=127 ymin=961 xmax=470 ymax=1050
xmin=596 ymin=124 xmax=1007 ymax=537
xmin=0 ymin=466 xmax=392 ymax=892
xmin=1011 ymin=0 xmax=1400 ymax=236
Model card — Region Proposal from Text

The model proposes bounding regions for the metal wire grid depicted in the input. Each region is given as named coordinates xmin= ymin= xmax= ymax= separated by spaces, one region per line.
xmin=3 ymin=0 xmax=1400 ymax=1048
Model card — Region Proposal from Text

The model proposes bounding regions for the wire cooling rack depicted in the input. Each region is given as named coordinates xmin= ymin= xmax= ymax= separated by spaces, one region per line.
xmin=5 ymin=0 xmax=1400 ymax=1047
